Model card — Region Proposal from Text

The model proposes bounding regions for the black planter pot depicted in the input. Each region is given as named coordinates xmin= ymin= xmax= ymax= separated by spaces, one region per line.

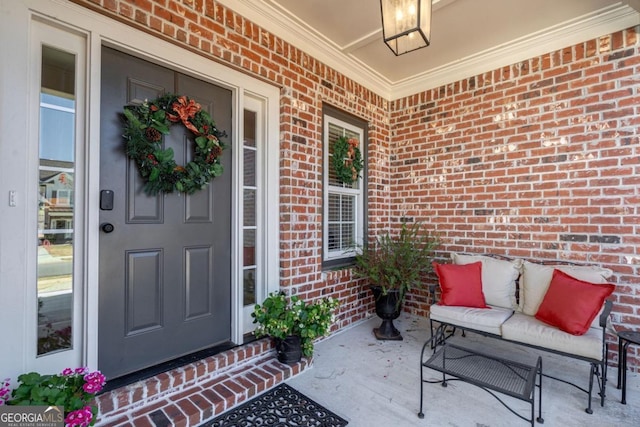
xmin=275 ymin=335 xmax=302 ymax=364
xmin=370 ymin=285 xmax=403 ymax=341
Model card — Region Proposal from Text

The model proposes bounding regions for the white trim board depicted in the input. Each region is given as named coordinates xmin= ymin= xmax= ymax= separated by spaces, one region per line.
xmin=219 ymin=0 xmax=640 ymax=100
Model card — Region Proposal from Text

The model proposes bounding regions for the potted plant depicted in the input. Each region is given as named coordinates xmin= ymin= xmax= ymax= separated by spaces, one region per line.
xmin=353 ymin=222 xmax=439 ymax=341
xmin=252 ymin=292 xmax=339 ymax=364
xmin=0 ymin=367 xmax=106 ymax=426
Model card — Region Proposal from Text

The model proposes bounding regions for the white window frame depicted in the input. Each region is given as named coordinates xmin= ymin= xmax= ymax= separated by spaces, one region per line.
xmin=240 ymin=93 xmax=276 ymax=334
xmin=323 ymin=114 xmax=365 ymax=263
xmin=27 ymin=18 xmax=87 ymax=374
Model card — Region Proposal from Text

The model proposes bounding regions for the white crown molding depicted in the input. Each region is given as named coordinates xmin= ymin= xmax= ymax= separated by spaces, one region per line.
xmin=217 ymin=0 xmax=395 ymax=99
xmin=218 ymin=1 xmax=639 ymax=101
xmin=391 ymin=3 xmax=640 ymax=100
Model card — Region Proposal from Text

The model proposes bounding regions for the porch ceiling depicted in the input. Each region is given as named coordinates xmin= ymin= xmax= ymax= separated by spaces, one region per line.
xmin=220 ymin=0 xmax=640 ymax=100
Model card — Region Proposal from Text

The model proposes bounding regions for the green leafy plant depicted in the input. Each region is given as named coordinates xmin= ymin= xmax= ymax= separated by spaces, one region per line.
xmin=353 ymin=222 xmax=439 ymax=302
xmin=252 ymin=292 xmax=339 ymax=357
xmin=0 ymin=368 xmax=106 ymax=427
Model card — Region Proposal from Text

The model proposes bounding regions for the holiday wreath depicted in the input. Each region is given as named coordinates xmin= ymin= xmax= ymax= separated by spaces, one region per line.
xmin=122 ymin=94 xmax=226 ymax=195
xmin=332 ymin=136 xmax=363 ymax=185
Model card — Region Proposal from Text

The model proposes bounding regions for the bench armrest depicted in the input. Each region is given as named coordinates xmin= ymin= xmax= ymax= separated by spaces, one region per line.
xmin=599 ymin=299 xmax=613 ymax=328
xmin=428 ymin=283 xmax=439 ymax=305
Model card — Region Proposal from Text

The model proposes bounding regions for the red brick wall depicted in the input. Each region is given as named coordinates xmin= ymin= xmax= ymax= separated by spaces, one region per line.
xmin=76 ymin=0 xmax=640 ymax=367
xmin=74 ymin=0 xmax=385 ymax=329
xmin=392 ymin=27 xmax=640 ymax=364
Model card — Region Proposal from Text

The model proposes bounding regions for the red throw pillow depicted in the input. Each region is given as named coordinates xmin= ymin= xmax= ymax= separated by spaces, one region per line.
xmin=535 ymin=269 xmax=615 ymax=335
xmin=433 ymin=261 xmax=488 ymax=308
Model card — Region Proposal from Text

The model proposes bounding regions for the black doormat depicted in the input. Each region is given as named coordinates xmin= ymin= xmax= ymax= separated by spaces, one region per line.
xmin=199 ymin=383 xmax=348 ymax=427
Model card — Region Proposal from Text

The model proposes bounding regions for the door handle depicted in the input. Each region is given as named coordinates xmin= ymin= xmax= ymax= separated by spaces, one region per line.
xmin=101 ymin=223 xmax=115 ymax=233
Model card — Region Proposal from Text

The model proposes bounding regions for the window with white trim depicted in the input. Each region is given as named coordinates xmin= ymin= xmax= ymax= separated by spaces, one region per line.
xmin=323 ymin=106 xmax=367 ymax=266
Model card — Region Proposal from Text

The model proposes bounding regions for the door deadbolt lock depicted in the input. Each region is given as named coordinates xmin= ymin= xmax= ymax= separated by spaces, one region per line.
xmin=101 ymin=223 xmax=115 ymax=233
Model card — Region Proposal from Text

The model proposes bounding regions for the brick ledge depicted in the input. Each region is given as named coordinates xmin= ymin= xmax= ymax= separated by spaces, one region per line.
xmin=94 ymin=338 xmax=311 ymax=426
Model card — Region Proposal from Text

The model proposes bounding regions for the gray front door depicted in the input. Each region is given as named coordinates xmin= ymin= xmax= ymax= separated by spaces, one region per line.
xmin=98 ymin=47 xmax=232 ymax=379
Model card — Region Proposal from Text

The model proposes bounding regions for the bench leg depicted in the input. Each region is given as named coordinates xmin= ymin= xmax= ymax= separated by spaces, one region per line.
xmin=586 ymin=364 xmax=595 ymax=414
xmin=418 ymin=338 xmax=432 ymax=418
xmin=418 ymin=359 xmax=425 ymax=419
xmin=600 ymin=361 xmax=607 ymax=407
xmin=536 ymin=358 xmax=544 ymax=424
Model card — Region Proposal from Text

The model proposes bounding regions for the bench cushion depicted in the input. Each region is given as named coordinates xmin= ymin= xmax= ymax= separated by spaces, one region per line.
xmin=452 ymin=253 xmax=522 ymax=310
xmin=520 ymin=261 xmax=613 ymax=319
xmin=501 ymin=312 xmax=603 ymax=360
xmin=430 ymin=304 xmax=513 ymax=336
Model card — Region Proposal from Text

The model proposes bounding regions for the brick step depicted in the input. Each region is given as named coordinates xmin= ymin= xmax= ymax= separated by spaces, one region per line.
xmin=94 ymin=339 xmax=311 ymax=426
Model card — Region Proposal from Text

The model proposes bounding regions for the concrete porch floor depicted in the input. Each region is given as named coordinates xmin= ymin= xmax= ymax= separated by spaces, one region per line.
xmin=288 ymin=314 xmax=640 ymax=427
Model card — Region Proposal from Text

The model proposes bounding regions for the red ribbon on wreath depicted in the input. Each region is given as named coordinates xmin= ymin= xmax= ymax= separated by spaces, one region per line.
xmin=165 ymin=96 xmax=201 ymax=135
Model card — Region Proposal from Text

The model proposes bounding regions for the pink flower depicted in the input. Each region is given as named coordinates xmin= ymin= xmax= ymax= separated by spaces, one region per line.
xmin=64 ymin=406 xmax=93 ymax=427
xmin=82 ymin=382 xmax=100 ymax=394
xmin=0 ymin=378 xmax=10 ymax=405
xmin=74 ymin=367 xmax=88 ymax=375
xmin=83 ymin=371 xmax=106 ymax=394
xmin=61 ymin=368 xmax=74 ymax=376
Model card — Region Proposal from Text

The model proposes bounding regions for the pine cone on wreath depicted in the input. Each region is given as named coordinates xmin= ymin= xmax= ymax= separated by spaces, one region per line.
xmin=145 ymin=127 xmax=162 ymax=142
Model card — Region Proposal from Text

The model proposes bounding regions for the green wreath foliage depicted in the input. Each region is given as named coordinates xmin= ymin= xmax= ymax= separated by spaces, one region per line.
xmin=122 ymin=94 xmax=226 ymax=195
xmin=332 ymin=136 xmax=363 ymax=184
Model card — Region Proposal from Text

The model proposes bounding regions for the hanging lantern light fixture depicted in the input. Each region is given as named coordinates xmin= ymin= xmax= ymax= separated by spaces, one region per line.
xmin=380 ymin=0 xmax=432 ymax=55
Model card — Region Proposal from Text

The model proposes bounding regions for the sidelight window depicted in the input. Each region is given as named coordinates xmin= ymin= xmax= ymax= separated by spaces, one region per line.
xmin=37 ymin=46 xmax=77 ymax=356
